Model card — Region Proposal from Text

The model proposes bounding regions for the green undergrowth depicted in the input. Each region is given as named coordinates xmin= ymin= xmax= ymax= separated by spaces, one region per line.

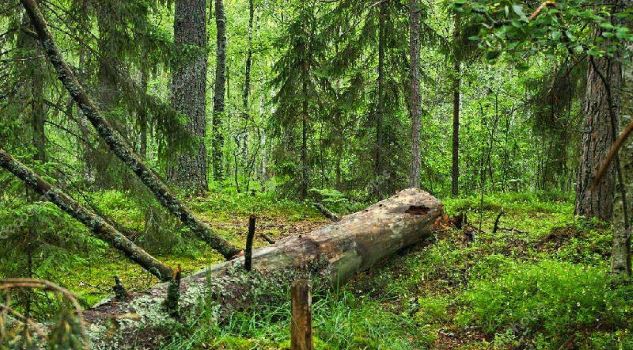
xmin=3 ymin=190 xmax=631 ymax=349
xmin=156 ymin=191 xmax=632 ymax=349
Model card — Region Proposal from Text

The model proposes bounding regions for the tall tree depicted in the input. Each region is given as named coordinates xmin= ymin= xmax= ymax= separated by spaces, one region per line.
xmin=408 ymin=0 xmax=422 ymax=188
xmin=212 ymin=0 xmax=227 ymax=181
xmin=243 ymin=0 xmax=255 ymax=113
xmin=575 ymin=1 xmax=623 ymax=222
xmin=374 ymin=0 xmax=388 ymax=195
xmin=271 ymin=1 xmax=322 ymax=200
xmin=17 ymin=5 xmax=46 ymax=164
xmin=451 ymin=14 xmax=461 ymax=197
xmin=168 ymin=0 xmax=209 ymax=192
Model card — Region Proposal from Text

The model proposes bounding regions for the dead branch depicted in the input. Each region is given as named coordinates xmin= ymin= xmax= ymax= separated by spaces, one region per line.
xmin=0 ymin=278 xmax=87 ymax=348
xmin=592 ymin=118 xmax=633 ymax=193
xmin=528 ymin=1 xmax=557 ymax=21
xmin=314 ymin=202 xmax=341 ymax=222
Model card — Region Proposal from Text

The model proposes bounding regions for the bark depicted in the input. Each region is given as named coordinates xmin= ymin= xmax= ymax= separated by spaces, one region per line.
xmin=575 ymin=2 xmax=622 ymax=222
xmin=168 ymin=0 xmax=209 ymax=192
xmin=300 ymin=79 xmax=309 ymax=200
xmin=374 ymin=1 xmax=387 ymax=194
xmin=20 ymin=0 xmax=241 ymax=259
xmin=243 ymin=0 xmax=254 ymax=112
xmin=212 ymin=0 xmax=227 ymax=181
xmin=80 ymin=189 xmax=442 ymax=348
xmin=408 ymin=0 xmax=421 ymax=189
xmin=612 ymin=227 xmax=631 ymax=276
xmin=0 ymin=148 xmax=173 ymax=281
xmin=138 ymin=68 xmax=149 ymax=159
xmin=291 ymin=280 xmax=313 ymax=350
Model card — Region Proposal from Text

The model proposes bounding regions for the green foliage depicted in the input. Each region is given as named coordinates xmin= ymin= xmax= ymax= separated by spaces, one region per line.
xmin=458 ymin=260 xmax=633 ymax=348
xmin=454 ymin=0 xmax=633 ymax=61
xmin=309 ymin=188 xmax=365 ymax=213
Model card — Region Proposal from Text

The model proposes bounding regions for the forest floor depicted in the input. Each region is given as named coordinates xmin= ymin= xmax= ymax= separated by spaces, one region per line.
xmin=55 ymin=191 xmax=633 ymax=349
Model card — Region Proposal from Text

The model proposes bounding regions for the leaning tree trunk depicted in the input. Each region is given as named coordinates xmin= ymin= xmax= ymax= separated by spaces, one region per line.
xmin=408 ymin=0 xmax=421 ymax=189
xmin=168 ymin=0 xmax=209 ymax=192
xmin=80 ymin=189 xmax=442 ymax=348
xmin=20 ymin=0 xmax=240 ymax=259
xmin=212 ymin=0 xmax=227 ymax=181
xmin=0 ymin=148 xmax=174 ymax=281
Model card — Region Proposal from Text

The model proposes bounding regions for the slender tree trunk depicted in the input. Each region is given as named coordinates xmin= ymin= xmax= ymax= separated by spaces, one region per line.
xmin=0 ymin=148 xmax=174 ymax=281
xmin=93 ymin=3 xmax=122 ymax=187
xmin=168 ymin=0 xmax=209 ymax=192
xmin=408 ymin=0 xmax=421 ymax=189
xmin=18 ymin=7 xmax=46 ymax=163
xmin=374 ymin=1 xmax=387 ymax=196
xmin=139 ymin=68 xmax=149 ymax=159
xmin=20 ymin=0 xmax=241 ymax=259
xmin=212 ymin=0 xmax=227 ymax=181
xmin=451 ymin=16 xmax=461 ymax=197
xmin=300 ymin=80 xmax=309 ymax=200
xmin=243 ymin=0 xmax=254 ymax=112
xmin=595 ymin=0 xmax=630 ymax=276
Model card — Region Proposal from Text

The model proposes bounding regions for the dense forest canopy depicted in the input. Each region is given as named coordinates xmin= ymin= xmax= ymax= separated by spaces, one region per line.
xmin=1 ymin=0 xmax=633 ymax=348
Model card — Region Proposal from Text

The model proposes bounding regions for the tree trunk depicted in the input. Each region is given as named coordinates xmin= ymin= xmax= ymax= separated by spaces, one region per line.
xmin=408 ymin=0 xmax=421 ymax=189
xmin=575 ymin=10 xmax=622 ymax=222
xmin=0 ymin=148 xmax=174 ymax=281
xmin=451 ymin=16 xmax=461 ymax=197
xmin=93 ymin=2 xmax=122 ymax=188
xmin=20 ymin=0 xmax=241 ymax=260
xmin=300 ymin=81 xmax=309 ymax=200
xmin=82 ymin=189 xmax=443 ymax=348
xmin=139 ymin=68 xmax=149 ymax=159
xmin=168 ymin=0 xmax=209 ymax=192
xmin=18 ymin=6 xmax=46 ymax=164
xmin=212 ymin=0 xmax=227 ymax=181
xmin=243 ymin=0 xmax=254 ymax=112
xmin=374 ymin=0 xmax=387 ymax=196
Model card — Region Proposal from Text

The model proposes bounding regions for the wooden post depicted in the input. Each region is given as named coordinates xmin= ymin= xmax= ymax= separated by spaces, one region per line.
xmin=291 ymin=279 xmax=312 ymax=350
xmin=245 ymin=215 xmax=256 ymax=271
xmin=163 ymin=265 xmax=182 ymax=318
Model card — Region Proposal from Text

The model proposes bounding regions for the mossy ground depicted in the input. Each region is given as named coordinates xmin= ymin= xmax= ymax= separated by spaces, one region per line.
xmin=21 ymin=191 xmax=633 ymax=349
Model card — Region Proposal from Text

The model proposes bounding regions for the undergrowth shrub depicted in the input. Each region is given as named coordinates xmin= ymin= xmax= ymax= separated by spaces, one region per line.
xmin=443 ymin=191 xmax=573 ymax=216
xmin=458 ymin=260 xmax=633 ymax=348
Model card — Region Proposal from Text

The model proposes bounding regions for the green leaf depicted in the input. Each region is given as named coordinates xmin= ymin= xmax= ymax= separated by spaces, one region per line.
xmin=615 ymin=26 xmax=631 ymax=39
xmin=599 ymin=22 xmax=615 ymax=30
xmin=512 ymin=4 xmax=528 ymax=21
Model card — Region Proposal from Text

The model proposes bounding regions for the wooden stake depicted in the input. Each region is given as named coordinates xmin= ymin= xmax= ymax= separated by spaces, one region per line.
xmin=164 ymin=265 xmax=182 ymax=318
xmin=245 ymin=215 xmax=256 ymax=271
xmin=291 ymin=279 xmax=312 ymax=350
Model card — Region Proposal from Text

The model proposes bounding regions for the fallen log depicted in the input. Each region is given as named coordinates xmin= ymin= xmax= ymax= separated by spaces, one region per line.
xmin=80 ymin=189 xmax=442 ymax=349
